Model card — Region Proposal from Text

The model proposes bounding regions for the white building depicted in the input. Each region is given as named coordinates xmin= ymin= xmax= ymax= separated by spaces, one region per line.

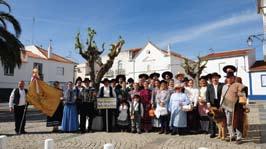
xmin=202 ymin=48 xmax=266 ymax=100
xmin=75 ymin=41 xmax=187 ymax=81
xmin=0 ymin=45 xmax=76 ymax=100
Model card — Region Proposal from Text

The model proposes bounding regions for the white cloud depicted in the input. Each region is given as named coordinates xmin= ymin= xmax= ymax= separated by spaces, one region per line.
xmin=160 ymin=11 xmax=261 ymax=46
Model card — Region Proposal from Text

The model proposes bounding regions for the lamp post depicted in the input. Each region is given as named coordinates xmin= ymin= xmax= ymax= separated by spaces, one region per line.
xmin=247 ymin=34 xmax=265 ymax=47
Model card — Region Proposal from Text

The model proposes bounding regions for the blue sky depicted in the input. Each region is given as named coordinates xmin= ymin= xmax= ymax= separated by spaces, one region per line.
xmin=7 ymin=0 xmax=264 ymax=62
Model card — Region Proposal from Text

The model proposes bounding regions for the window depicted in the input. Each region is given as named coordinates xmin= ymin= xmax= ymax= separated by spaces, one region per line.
xmin=118 ymin=60 xmax=123 ymax=70
xmin=261 ymin=75 xmax=266 ymax=87
xmin=4 ymin=65 xmax=14 ymax=76
xmin=146 ymin=50 xmax=150 ymax=54
xmin=56 ymin=67 xmax=64 ymax=76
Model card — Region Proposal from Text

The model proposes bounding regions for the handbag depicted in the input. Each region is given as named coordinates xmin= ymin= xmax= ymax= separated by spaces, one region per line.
xmin=181 ymin=104 xmax=193 ymax=112
xmin=239 ymin=96 xmax=247 ymax=104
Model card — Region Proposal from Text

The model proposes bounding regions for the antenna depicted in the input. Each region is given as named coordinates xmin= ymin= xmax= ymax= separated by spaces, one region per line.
xmin=31 ymin=17 xmax=35 ymax=45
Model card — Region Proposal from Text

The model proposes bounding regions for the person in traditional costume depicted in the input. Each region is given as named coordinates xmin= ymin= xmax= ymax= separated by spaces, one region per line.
xmin=185 ymin=79 xmax=200 ymax=133
xmin=138 ymin=74 xmax=149 ymax=90
xmin=198 ymin=78 xmax=209 ymax=134
xmin=79 ymin=78 xmax=97 ymax=133
xmin=9 ymin=80 xmax=28 ymax=134
xmin=151 ymin=79 xmax=161 ymax=129
xmin=61 ymin=81 xmax=79 ymax=132
xmin=150 ymin=72 xmax=160 ymax=81
xmin=116 ymin=75 xmax=126 ymax=85
xmin=168 ymin=79 xmax=175 ymax=95
xmin=168 ymin=83 xmax=190 ymax=135
xmin=130 ymin=95 xmax=144 ymax=134
xmin=46 ymin=81 xmax=64 ymax=132
xmin=98 ymin=78 xmax=116 ymax=132
xmin=155 ymin=80 xmax=170 ymax=134
xmin=162 ymin=71 xmax=173 ymax=83
xmin=73 ymin=78 xmax=84 ymax=117
xmin=127 ymin=78 xmax=135 ymax=92
xmin=220 ymin=72 xmax=245 ymax=144
xmin=206 ymin=72 xmax=224 ymax=138
xmin=117 ymin=97 xmax=130 ymax=132
xmin=140 ymin=81 xmax=153 ymax=132
xmin=129 ymin=83 xmax=141 ymax=101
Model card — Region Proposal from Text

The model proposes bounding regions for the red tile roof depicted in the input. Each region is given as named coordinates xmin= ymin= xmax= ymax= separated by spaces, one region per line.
xmin=202 ymin=48 xmax=254 ymax=60
xmin=32 ymin=46 xmax=75 ymax=64
xmin=250 ymin=60 xmax=266 ymax=72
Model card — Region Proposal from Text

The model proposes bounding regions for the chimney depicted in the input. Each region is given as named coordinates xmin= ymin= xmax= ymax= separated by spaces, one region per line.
xmin=167 ymin=44 xmax=171 ymax=55
xmin=48 ymin=40 xmax=52 ymax=59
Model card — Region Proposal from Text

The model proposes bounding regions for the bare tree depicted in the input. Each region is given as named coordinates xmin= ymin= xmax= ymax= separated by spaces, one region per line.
xmin=75 ymin=27 xmax=125 ymax=91
xmin=181 ymin=56 xmax=207 ymax=87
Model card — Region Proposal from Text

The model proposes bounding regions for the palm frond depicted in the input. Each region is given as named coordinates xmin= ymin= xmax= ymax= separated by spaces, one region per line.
xmin=0 ymin=12 xmax=21 ymax=37
xmin=0 ymin=0 xmax=11 ymax=12
xmin=0 ymin=18 xmax=7 ymax=28
xmin=0 ymin=27 xmax=24 ymax=69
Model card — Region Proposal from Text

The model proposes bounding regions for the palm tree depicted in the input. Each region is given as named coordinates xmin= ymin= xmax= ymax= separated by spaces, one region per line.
xmin=0 ymin=0 xmax=24 ymax=70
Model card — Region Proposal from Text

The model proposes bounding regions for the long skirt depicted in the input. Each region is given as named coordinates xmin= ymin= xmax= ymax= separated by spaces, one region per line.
xmin=47 ymin=102 xmax=63 ymax=127
xmin=142 ymin=106 xmax=152 ymax=131
xmin=61 ymin=103 xmax=79 ymax=132
xmin=187 ymin=107 xmax=200 ymax=131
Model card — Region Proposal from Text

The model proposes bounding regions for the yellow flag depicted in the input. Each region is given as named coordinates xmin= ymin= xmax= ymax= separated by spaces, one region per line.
xmin=27 ymin=79 xmax=61 ymax=117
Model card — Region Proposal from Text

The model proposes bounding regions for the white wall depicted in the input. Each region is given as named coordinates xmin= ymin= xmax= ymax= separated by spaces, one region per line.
xmin=0 ymin=57 xmax=75 ymax=89
xmin=251 ymin=72 xmax=266 ymax=95
xmin=202 ymin=56 xmax=250 ymax=93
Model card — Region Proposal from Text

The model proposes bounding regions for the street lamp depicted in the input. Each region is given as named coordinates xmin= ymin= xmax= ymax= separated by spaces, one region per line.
xmin=247 ymin=34 xmax=265 ymax=47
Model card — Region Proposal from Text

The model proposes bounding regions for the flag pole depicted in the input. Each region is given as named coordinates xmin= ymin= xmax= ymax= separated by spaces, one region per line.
xmin=19 ymin=102 xmax=29 ymax=134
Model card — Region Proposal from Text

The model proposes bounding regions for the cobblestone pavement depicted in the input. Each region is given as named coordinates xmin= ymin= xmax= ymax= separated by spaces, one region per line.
xmin=1 ymin=121 xmax=266 ymax=149
xmin=1 ymin=103 xmax=266 ymax=149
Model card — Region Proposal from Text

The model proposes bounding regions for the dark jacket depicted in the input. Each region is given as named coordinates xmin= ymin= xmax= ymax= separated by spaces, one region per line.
xmin=206 ymin=83 xmax=224 ymax=108
xmin=13 ymin=88 xmax=28 ymax=105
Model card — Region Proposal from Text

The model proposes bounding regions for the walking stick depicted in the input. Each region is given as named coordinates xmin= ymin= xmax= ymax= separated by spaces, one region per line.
xmin=19 ymin=102 xmax=29 ymax=134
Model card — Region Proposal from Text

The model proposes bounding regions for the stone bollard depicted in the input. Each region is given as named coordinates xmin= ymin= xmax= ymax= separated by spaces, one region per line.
xmin=44 ymin=139 xmax=54 ymax=149
xmin=0 ymin=135 xmax=7 ymax=149
xmin=104 ymin=143 xmax=114 ymax=149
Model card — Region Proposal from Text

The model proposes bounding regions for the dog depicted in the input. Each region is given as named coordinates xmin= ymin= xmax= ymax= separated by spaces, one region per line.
xmin=207 ymin=107 xmax=227 ymax=140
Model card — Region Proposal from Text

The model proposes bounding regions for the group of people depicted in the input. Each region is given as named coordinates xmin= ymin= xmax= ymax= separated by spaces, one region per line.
xmin=8 ymin=65 xmax=249 ymax=145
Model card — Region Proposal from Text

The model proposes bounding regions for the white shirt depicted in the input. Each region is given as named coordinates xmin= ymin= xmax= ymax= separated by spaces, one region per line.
xmin=185 ymin=87 xmax=199 ymax=107
xmin=213 ymin=84 xmax=218 ymax=99
xmin=9 ymin=88 xmax=26 ymax=108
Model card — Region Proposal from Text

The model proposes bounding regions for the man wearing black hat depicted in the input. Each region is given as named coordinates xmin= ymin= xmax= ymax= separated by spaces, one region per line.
xmin=98 ymin=78 xmax=116 ymax=132
xmin=206 ymin=72 xmax=224 ymax=138
xmin=223 ymin=65 xmax=237 ymax=74
xmin=162 ymin=71 xmax=173 ymax=83
xmin=150 ymin=72 xmax=160 ymax=81
xmin=220 ymin=72 xmax=244 ymax=144
xmin=127 ymin=78 xmax=134 ymax=92
xmin=138 ymin=74 xmax=149 ymax=90
xmin=79 ymin=78 xmax=97 ymax=133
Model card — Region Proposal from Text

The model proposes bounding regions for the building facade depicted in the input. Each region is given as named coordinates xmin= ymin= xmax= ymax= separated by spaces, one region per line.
xmin=75 ymin=42 xmax=187 ymax=81
xmin=0 ymin=45 xmax=76 ymax=100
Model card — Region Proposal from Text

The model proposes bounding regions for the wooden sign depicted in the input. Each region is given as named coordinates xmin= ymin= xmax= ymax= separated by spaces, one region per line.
xmin=97 ymin=98 xmax=117 ymax=109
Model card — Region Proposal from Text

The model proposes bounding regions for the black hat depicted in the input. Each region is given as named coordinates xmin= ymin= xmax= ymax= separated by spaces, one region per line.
xmin=127 ymin=78 xmax=134 ymax=83
xmin=183 ymin=77 xmax=189 ymax=82
xmin=225 ymin=72 xmax=235 ymax=78
xmin=223 ymin=65 xmax=237 ymax=73
xmin=211 ymin=72 xmax=221 ymax=79
xmin=199 ymin=75 xmax=208 ymax=80
xmin=206 ymin=73 xmax=212 ymax=80
xmin=101 ymin=78 xmax=110 ymax=83
xmin=83 ymin=78 xmax=90 ymax=82
xmin=75 ymin=77 xmax=82 ymax=85
xmin=162 ymin=71 xmax=173 ymax=79
xmin=116 ymin=74 xmax=126 ymax=82
xmin=149 ymin=72 xmax=160 ymax=79
xmin=138 ymin=74 xmax=149 ymax=80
